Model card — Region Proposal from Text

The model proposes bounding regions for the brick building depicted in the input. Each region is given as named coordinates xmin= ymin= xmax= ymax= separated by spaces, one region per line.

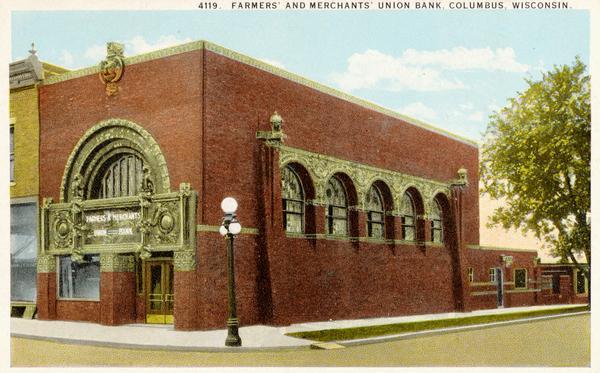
xmin=9 ymin=46 xmax=68 ymax=317
xmin=35 ymin=40 xmax=546 ymax=330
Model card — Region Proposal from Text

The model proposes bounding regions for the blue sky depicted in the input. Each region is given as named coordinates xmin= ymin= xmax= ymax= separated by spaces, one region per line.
xmin=11 ymin=10 xmax=589 ymax=142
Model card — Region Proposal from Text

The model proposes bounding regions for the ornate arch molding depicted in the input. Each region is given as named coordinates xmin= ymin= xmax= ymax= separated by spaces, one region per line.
xmin=277 ymin=145 xmax=452 ymax=215
xmin=60 ymin=118 xmax=170 ymax=202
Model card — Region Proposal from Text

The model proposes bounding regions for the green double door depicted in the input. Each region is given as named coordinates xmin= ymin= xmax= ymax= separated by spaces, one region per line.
xmin=145 ymin=260 xmax=174 ymax=324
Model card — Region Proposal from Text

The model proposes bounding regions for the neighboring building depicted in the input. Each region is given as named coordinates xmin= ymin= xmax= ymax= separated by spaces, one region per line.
xmin=33 ymin=40 xmax=553 ymax=330
xmin=9 ymin=46 xmax=69 ymax=316
xmin=479 ymin=188 xmax=589 ymax=305
xmin=539 ymin=264 xmax=589 ymax=305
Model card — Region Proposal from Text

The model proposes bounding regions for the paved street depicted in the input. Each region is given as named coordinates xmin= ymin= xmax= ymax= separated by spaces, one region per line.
xmin=11 ymin=313 xmax=590 ymax=367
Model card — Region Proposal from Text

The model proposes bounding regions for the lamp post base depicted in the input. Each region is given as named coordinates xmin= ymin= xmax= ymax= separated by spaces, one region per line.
xmin=225 ymin=318 xmax=242 ymax=347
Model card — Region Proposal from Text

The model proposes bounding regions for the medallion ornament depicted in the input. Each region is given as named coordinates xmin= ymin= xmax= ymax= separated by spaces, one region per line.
xmin=98 ymin=42 xmax=125 ymax=96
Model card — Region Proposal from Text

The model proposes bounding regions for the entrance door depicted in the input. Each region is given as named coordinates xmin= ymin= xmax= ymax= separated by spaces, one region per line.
xmin=145 ymin=260 xmax=174 ymax=324
xmin=495 ymin=267 xmax=504 ymax=308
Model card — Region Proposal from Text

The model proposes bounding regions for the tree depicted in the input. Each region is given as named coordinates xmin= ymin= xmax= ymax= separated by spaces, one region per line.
xmin=480 ymin=58 xmax=590 ymax=283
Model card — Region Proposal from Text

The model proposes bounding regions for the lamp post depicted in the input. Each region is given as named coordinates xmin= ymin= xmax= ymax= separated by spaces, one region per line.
xmin=219 ymin=197 xmax=242 ymax=347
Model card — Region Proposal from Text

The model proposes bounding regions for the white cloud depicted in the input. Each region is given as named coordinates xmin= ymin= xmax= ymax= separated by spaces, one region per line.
xmin=330 ymin=49 xmax=465 ymax=92
xmin=84 ymin=44 xmax=106 ymax=62
xmin=401 ymin=47 xmax=529 ymax=73
xmin=331 ymin=46 xmax=529 ymax=92
xmin=259 ymin=58 xmax=285 ymax=69
xmin=60 ymin=50 xmax=74 ymax=68
xmin=126 ymin=35 xmax=193 ymax=55
xmin=398 ymin=102 xmax=438 ymax=122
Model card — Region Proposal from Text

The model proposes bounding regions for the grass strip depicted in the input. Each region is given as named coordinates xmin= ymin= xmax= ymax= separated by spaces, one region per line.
xmin=286 ymin=305 xmax=589 ymax=342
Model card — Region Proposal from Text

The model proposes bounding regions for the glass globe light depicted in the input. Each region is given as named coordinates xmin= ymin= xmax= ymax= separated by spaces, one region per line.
xmin=221 ymin=197 xmax=238 ymax=213
xmin=229 ymin=221 xmax=242 ymax=235
xmin=219 ymin=225 xmax=228 ymax=236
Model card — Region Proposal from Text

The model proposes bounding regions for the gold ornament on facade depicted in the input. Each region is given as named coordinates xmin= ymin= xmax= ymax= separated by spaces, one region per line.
xmin=98 ymin=42 xmax=125 ymax=96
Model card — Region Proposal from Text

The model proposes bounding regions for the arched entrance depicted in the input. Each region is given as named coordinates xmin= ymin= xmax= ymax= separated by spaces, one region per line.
xmin=39 ymin=118 xmax=197 ymax=326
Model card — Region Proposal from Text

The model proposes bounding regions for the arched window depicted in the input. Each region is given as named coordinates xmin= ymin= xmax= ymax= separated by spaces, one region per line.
xmin=94 ymin=154 xmax=144 ymax=199
xmin=400 ymin=192 xmax=416 ymax=241
xmin=281 ymin=166 xmax=304 ymax=233
xmin=431 ymin=199 xmax=443 ymax=243
xmin=366 ymin=185 xmax=384 ymax=239
xmin=325 ymin=176 xmax=348 ymax=235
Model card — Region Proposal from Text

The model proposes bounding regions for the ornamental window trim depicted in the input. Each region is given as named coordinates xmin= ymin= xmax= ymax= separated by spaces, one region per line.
xmin=282 ymin=166 xmax=305 ymax=234
xmin=366 ymin=184 xmax=385 ymax=239
xmin=326 ymin=176 xmax=348 ymax=236
xmin=431 ymin=199 xmax=443 ymax=243
xmin=400 ymin=191 xmax=417 ymax=241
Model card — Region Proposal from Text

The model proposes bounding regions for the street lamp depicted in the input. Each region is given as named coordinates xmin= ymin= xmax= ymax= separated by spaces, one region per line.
xmin=220 ymin=197 xmax=242 ymax=347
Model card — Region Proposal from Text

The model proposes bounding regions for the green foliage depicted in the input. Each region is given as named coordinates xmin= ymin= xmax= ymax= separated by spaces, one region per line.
xmin=481 ymin=58 xmax=590 ymax=277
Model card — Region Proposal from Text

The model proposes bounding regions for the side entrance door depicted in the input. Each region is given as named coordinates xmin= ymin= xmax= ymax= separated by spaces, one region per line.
xmin=145 ymin=260 xmax=174 ymax=324
xmin=495 ymin=267 xmax=504 ymax=308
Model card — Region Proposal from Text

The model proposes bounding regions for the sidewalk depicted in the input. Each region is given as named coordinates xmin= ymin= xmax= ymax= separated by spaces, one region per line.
xmin=11 ymin=304 xmax=585 ymax=351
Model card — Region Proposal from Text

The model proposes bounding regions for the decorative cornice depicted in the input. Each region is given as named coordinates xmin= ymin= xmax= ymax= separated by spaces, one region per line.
xmin=42 ymin=39 xmax=476 ymax=147
xmin=100 ymin=253 xmax=134 ymax=272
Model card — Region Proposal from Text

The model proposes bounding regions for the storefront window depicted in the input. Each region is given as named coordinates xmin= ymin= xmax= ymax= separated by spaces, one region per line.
xmin=59 ymin=254 xmax=100 ymax=299
xmin=11 ymin=203 xmax=37 ymax=301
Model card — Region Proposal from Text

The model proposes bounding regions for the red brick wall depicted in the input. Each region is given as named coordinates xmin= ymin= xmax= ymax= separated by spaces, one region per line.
xmin=39 ymin=50 xmax=204 ymax=205
xmin=55 ymin=301 xmax=101 ymax=323
xmin=100 ymin=272 xmax=136 ymax=325
xmin=38 ymin=46 xmax=484 ymax=329
xmin=465 ymin=248 xmax=540 ymax=310
xmin=200 ymin=50 xmax=480 ymax=245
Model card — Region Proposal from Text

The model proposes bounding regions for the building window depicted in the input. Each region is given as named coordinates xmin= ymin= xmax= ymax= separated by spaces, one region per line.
xmin=489 ymin=268 xmax=496 ymax=283
xmin=575 ymin=269 xmax=588 ymax=294
xmin=326 ymin=176 xmax=348 ymax=235
xmin=366 ymin=185 xmax=385 ymax=239
xmin=514 ymin=268 xmax=527 ymax=289
xmin=10 ymin=203 xmax=37 ymax=301
xmin=93 ymin=153 xmax=144 ymax=199
xmin=10 ymin=126 xmax=15 ymax=182
xmin=467 ymin=267 xmax=474 ymax=282
xmin=58 ymin=254 xmax=100 ymax=299
xmin=431 ymin=199 xmax=443 ymax=243
xmin=281 ymin=166 xmax=304 ymax=233
xmin=400 ymin=192 xmax=416 ymax=241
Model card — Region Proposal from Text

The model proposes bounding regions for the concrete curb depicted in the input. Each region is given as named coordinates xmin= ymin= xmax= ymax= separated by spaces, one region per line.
xmin=10 ymin=333 xmax=312 ymax=353
xmin=337 ymin=311 xmax=591 ymax=347
xmin=11 ymin=310 xmax=589 ymax=352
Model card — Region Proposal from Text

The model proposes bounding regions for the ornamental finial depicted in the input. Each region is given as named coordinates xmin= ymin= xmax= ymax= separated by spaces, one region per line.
xmin=29 ymin=42 xmax=37 ymax=56
xmin=270 ymin=111 xmax=283 ymax=133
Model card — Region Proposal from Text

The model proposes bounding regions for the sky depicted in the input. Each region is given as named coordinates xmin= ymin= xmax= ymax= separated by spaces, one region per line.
xmin=10 ymin=10 xmax=589 ymax=143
